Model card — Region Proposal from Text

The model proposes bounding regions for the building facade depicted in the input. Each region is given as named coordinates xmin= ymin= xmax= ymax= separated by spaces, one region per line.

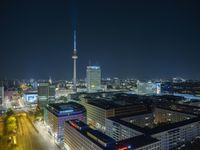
xmin=23 ymin=91 xmax=38 ymax=104
xmin=80 ymin=98 xmax=148 ymax=132
xmin=45 ymin=102 xmax=86 ymax=143
xmin=105 ymin=108 xmax=200 ymax=150
xmin=0 ymin=86 xmax=4 ymax=105
xmin=64 ymin=120 xmax=116 ymax=150
xmin=106 ymin=117 xmax=143 ymax=141
xmin=87 ymin=66 xmax=101 ymax=92
xmin=137 ymin=81 xmax=161 ymax=95
xmin=38 ymin=83 xmax=55 ymax=108
xmin=64 ymin=120 xmax=160 ymax=150
xmin=151 ymin=121 xmax=200 ymax=150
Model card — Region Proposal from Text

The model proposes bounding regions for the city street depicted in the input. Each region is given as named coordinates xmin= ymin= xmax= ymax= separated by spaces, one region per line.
xmin=0 ymin=117 xmax=4 ymax=135
xmin=17 ymin=114 xmax=59 ymax=150
xmin=34 ymin=121 xmax=62 ymax=150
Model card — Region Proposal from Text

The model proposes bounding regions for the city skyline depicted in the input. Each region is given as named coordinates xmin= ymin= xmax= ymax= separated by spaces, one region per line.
xmin=1 ymin=0 xmax=200 ymax=80
xmin=2 ymin=1 xmax=200 ymax=150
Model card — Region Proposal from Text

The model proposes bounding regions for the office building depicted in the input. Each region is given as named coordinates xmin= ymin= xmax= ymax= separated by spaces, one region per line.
xmin=38 ymin=83 xmax=49 ymax=107
xmin=116 ymin=135 xmax=160 ymax=150
xmin=64 ymin=120 xmax=160 ymax=150
xmin=112 ymin=77 xmax=121 ymax=89
xmin=45 ymin=102 xmax=86 ymax=142
xmin=87 ymin=66 xmax=101 ymax=92
xmin=30 ymin=78 xmax=38 ymax=90
xmin=55 ymin=88 xmax=69 ymax=98
xmin=106 ymin=107 xmax=200 ymax=150
xmin=137 ymin=81 xmax=161 ymax=95
xmin=38 ymin=83 xmax=55 ymax=108
xmin=80 ymin=96 xmax=148 ymax=132
xmin=0 ymin=86 xmax=4 ymax=105
xmin=64 ymin=120 xmax=116 ymax=150
xmin=49 ymin=85 xmax=56 ymax=101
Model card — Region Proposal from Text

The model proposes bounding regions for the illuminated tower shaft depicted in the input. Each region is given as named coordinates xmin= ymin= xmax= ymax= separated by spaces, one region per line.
xmin=72 ymin=30 xmax=78 ymax=92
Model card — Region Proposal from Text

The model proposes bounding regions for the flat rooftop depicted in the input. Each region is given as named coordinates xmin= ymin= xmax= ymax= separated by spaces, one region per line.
xmin=67 ymin=120 xmax=116 ymax=150
xmin=108 ymin=108 xmax=200 ymax=135
xmin=117 ymin=135 xmax=159 ymax=149
xmin=87 ymin=66 xmax=100 ymax=69
xmin=46 ymin=102 xmax=86 ymax=117
xmin=67 ymin=120 xmax=159 ymax=149
xmin=86 ymin=97 xmax=145 ymax=110
xmin=24 ymin=91 xmax=38 ymax=94
xmin=83 ymin=93 xmax=185 ymax=110
xmin=87 ymin=99 xmax=121 ymax=109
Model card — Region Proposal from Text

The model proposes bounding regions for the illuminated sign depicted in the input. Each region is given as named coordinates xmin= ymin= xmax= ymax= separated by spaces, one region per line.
xmin=60 ymin=110 xmax=73 ymax=114
xmin=118 ymin=145 xmax=131 ymax=150
xmin=24 ymin=94 xmax=38 ymax=103
xmin=69 ymin=121 xmax=80 ymax=130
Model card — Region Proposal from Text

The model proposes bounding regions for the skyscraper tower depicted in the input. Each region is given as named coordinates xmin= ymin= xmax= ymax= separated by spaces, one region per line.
xmin=86 ymin=66 xmax=101 ymax=92
xmin=72 ymin=30 xmax=78 ymax=92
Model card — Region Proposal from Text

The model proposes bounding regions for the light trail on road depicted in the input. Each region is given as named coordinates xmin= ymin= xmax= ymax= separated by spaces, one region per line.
xmin=16 ymin=114 xmax=47 ymax=150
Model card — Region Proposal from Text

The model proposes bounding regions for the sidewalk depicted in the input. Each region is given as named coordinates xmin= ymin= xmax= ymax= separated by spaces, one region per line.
xmin=34 ymin=121 xmax=60 ymax=150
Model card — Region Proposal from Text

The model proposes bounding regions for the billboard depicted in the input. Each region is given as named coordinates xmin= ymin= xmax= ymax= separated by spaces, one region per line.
xmin=23 ymin=93 xmax=38 ymax=103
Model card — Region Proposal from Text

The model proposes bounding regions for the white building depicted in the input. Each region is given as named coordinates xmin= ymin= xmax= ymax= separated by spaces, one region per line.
xmin=137 ymin=81 xmax=161 ymax=95
xmin=105 ymin=108 xmax=200 ymax=150
xmin=64 ymin=120 xmax=160 ymax=150
xmin=86 ymin=66 xmax=101 ymax=93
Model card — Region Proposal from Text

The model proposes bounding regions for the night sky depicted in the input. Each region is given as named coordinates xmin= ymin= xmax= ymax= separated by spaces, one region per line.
xmin=0 ymin=0 xmax=200 ymax=80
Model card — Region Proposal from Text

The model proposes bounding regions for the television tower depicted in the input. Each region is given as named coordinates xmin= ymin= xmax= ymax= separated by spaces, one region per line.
xmin=72 ymin=30 xmax=78 ymax=92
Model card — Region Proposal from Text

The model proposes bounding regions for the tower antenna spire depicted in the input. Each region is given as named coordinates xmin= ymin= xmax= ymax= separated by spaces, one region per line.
xmin=74 ymin=30 xmax=76 ymax=50
xmin=72 ymin=29 xmax=78 ymax=92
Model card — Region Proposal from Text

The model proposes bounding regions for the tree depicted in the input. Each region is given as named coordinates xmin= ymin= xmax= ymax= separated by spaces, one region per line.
xmin=7 ymin=117 xmax=16 ymax=124
xmin=6 ymin=116 xmax=17 ymax=133
xmin=6 ymin=123 xmax=17 ymax=133
xmin=9 ymin=144 xmax=21 ymax=150
xmin=6 ymin=109 xmax=15 ymax=116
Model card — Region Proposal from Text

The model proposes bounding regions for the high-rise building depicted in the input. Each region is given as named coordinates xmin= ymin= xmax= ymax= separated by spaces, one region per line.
xmin=0 ymin=86 xmax=4 ymax=105
xmin=30 ymin=78 xmax=38 ymax=90
xmin=44 ymin=102 xmax=86 ymax=143
xmin=49 ymin=76 xmax=52 ymax=85
xmin=38 ymin=83 xmax=49 ymax=108
xmin=38 ymin=83 xmax=55 ymax=108
xmin=113 ymin=77 xmax=121 ymax=89
xmin=72 ymin=30 xmax=78 ymax=92
xmin=48 ymin=85 xmax=56 ymax=101
xmin=86 ymin=66 xmax=101 ymax=92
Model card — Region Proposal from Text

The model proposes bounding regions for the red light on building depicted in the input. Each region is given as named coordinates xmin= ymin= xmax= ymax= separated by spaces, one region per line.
xmin=118 ymin=147 xmax=128 ymax=150
xmin=70 ymin=124 xmax=76 ymax=128
xmin=69 ymin=121 xmax=78 ymax=129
